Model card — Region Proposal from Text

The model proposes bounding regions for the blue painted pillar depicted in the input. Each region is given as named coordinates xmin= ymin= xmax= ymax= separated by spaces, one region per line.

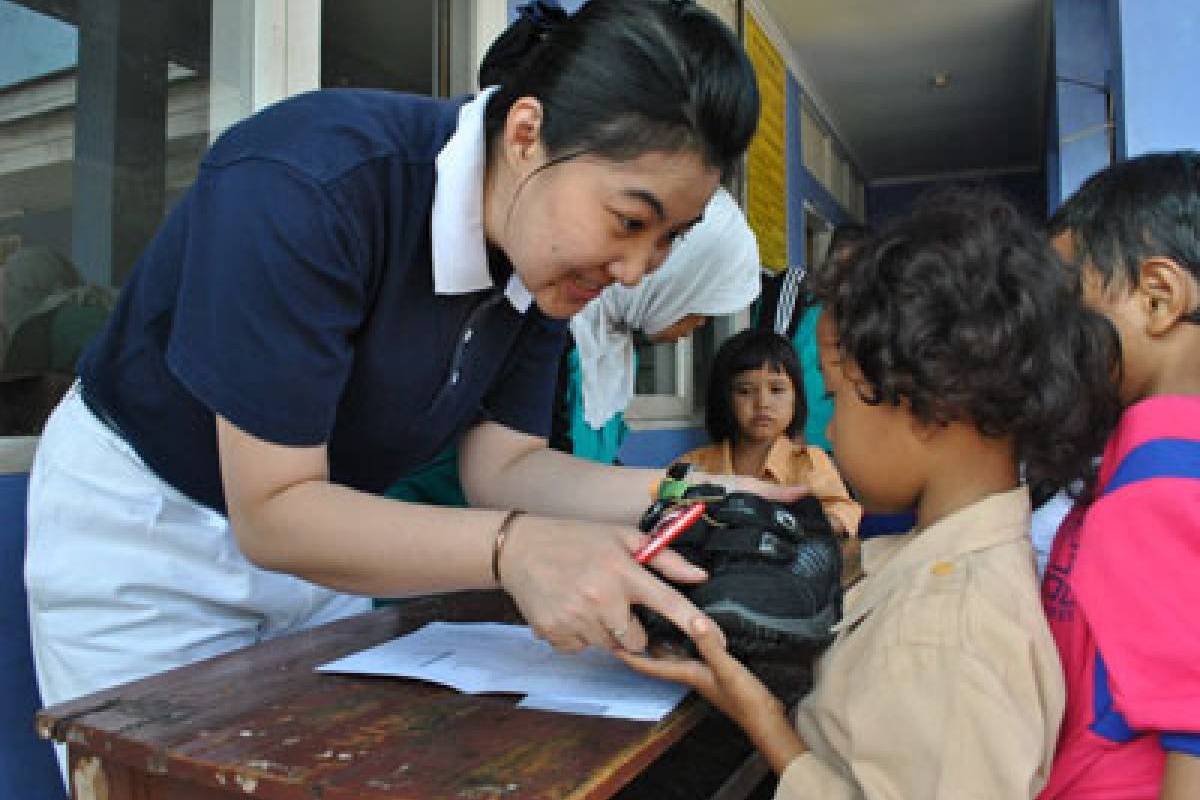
xmin=785 ymin=73 xmax=806 ymax=268
xmin=1048 ymin=0 xmax=1112 ymax=214
xmin=1111 ymin=0 xmax=1200 ymax=158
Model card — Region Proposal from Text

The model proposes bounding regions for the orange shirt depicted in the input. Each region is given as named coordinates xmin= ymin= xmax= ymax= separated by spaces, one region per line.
xmin=678 ymin=437 xmax=862 ymax=536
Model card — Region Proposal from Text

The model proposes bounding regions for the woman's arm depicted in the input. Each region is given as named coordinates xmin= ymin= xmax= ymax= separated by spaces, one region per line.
xmin=217 ymin=416 xmax=707 ymax=654
xmin=458 ymin=421 xmax=662 ymax=523
xmin=219 ymin=416 xmax=502 ymax=595
xmin=459 ymin=422 xmax=807 ymax=523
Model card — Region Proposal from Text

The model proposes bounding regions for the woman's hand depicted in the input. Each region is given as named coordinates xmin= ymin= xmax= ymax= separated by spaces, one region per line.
xmin=496 ymin=514 xmax=713 ymax=654
xmin=615 ymin=614 xmax=808 ymax=775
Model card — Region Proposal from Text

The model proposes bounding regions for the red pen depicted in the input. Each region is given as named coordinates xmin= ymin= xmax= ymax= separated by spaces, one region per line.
xmin=634 ymin=501 xmax=706 ymax=564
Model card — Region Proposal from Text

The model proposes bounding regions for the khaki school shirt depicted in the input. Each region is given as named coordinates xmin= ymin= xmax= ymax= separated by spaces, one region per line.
xmin=778 ymin=487 xmax=1064 ymax=799
xmin=679 ymin=438 xmax=862 ymax=535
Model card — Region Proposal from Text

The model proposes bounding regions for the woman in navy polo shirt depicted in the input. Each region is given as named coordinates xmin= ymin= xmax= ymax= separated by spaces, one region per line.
xmin=26 ymin=0 xmax=776 ymax=713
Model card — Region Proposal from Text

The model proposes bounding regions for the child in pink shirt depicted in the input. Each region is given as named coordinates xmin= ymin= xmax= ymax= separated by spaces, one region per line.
xmin=1040 ymin=151 xmax=1200 ymax=799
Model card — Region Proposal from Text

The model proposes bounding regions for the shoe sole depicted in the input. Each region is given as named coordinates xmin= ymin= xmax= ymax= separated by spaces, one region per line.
xmin=703 ymin=599 xmax=839 ymax=648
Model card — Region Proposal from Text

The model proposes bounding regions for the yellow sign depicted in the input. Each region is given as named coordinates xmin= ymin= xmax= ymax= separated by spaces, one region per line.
xmin=744 ymin=11 xmax=788 ymax=272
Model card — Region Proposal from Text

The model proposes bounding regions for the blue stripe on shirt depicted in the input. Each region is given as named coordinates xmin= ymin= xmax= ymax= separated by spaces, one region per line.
xmin=1161 ymin=732 xmax=1200 ymax=756
xmin=1089 ymin=651 xmax=1139 ymax=743
xmin=1104 ymin=438 xmax=1200 ymax=496
xmin=1084 ymin=438 xmax=1200 ymax=747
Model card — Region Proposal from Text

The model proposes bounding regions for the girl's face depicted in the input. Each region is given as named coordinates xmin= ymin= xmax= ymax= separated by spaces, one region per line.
xmin=501 ymin=148 xmax=720 ymax=320
xmin=817 ymin=313 xmax=924 ymax=513
xmin=731 ymin=363 xmax=796 ymax=446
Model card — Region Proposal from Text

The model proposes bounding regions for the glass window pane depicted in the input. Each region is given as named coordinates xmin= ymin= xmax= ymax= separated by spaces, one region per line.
xmin=635 ymin=341 xmax=679 ymax=396
xmin=0 ymin=0 xmax=260 ymax=432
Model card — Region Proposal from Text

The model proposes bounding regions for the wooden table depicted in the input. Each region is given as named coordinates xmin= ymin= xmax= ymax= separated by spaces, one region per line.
xmin=37 ymin=590 xmax=719 ymax=800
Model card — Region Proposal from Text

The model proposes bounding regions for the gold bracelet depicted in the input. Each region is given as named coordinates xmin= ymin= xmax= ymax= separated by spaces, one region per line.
xmin=491 ymin=509 xmax=524 ymax=586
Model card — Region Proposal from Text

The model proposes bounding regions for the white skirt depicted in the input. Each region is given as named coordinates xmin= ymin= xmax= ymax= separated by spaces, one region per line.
xmin=24 ymin=383 xmax=371 ymax=710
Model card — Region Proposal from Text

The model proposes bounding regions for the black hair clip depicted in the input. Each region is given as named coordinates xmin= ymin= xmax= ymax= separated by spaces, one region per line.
xmin=517 ymin=0 xmax=569 ymax=31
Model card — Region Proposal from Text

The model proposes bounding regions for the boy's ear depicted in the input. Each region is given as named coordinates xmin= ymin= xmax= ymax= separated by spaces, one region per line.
xmin=1137 ymin=256 xmax=1199 ymax=335
xmin=501 ymin=96 xmax=547 ymax=172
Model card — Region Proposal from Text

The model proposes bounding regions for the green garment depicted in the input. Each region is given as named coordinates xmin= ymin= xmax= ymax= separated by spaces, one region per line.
xmin=383 ymin=348 xmax=626 ymax=508
xmin=5 ymin=285 xmax=119 ymax=375
xmin=383 ymin=445 xmax=468 ymax=507
xmin=563 ymin=348 xmax=628 ymax=466
xmin=794 ymin=304 xmax=832 ymax=452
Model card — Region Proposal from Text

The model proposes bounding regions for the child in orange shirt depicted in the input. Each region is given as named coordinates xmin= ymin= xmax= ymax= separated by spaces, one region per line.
xmin=678 ymin=328 xmax=861 ymax=538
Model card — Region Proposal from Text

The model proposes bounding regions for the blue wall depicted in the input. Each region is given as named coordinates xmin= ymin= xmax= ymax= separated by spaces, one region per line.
xmin=618 ymin=427 xmax=710 ymax=469
xmin=787 ymin=73 xmax=853 ymax=268
xmin=1113 ymin=0 xmax=1200 ymax=158
xmin=867 ymin=171 xmax=1046 ymax=225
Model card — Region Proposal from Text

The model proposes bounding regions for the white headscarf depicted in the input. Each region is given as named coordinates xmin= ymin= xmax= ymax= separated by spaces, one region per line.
xmin=570 ymin=187 xmax=760 ymax=428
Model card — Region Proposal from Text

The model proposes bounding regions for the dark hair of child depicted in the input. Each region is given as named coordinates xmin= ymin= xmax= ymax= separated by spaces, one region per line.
xmin=1048 ymin=150 xmax=1200 ymax=302
xmin=797 ymin=223 xmax=872 ymax=312
xmin=704 ymin=328 xmax=807 ymax=445
xmin=826 ymin=223 xmax=871 ymax=258
xmin=812 ymin=188 xmax=1121 ymax=496
xmin=478 ymin=0 xmax=760 ymax=181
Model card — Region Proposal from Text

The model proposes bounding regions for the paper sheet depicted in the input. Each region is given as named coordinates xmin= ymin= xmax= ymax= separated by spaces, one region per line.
xmin=317 ymin=621 xmax=688 ymax=721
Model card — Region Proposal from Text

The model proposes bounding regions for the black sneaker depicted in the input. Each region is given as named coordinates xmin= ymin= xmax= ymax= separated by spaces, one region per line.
xmin=636 ymin=487 xmax=842 ymax=662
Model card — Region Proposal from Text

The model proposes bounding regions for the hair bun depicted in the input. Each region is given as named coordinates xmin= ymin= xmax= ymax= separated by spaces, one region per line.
xmin=478 ymin=1 xmax=569 ymax=88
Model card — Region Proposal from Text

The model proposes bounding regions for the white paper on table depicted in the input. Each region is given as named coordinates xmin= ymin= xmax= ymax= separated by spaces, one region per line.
xmin=317 ymin=621 xmax=688 ymax=722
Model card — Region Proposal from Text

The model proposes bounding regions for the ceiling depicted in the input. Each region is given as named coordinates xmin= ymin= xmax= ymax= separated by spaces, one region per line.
xmin=760 ymin=0 xmax=1050 ymax=183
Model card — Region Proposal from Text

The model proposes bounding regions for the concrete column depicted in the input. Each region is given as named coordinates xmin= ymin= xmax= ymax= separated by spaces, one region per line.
xmin=71 ymin=0 xmax=167 ymax=287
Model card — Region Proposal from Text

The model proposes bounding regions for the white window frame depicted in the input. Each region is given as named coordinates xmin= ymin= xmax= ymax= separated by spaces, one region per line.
xmin=209 ymin=0 xmax=321 ymax=144
xmin=626 ymin=336 xmax=696 ymax=427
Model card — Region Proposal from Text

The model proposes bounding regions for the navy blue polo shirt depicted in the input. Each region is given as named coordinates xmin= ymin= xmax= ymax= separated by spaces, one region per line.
xmin=78 ymin=90 xmax=567 ymax=512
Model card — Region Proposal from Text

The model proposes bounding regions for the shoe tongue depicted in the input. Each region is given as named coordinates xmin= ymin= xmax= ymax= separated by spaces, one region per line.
xmin=708 ymin=493 xmax=798 ymax=535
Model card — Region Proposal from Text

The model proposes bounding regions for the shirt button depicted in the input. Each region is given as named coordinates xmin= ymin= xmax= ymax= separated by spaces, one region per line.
xmin=450 ymin=370 xmax=460 ymax=385
xmin=463 ymin=328 xmax=473 ymax=344
xmin=930 ymin=561 xmax=954 ymax=576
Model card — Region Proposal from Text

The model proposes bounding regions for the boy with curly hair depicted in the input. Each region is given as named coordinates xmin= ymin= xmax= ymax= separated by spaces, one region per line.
xmin=619 ymin=189 xmax=1119 ymax=798
xmin=1039 ymin=151 xmax=1200 ymax=799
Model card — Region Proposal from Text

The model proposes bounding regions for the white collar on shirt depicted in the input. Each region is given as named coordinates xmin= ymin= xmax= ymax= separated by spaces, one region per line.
xmin=431 ymin=86 xmax=533 ymax=313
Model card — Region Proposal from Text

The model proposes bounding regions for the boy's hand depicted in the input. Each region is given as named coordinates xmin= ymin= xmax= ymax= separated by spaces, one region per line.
xmin=615 ymin=614 xmax=808 ymax=774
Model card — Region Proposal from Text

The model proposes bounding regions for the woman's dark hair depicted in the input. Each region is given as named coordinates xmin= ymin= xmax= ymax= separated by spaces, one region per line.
xmin=705 ymin=329 xmax=807 ymax=445
xmin=1048 ymin=150 xmax=1200 ymax=294
xmin=478 ymin=0 xmax=759 ymax=179
xmin=811 ymin=188 xmax=1121 ymax=497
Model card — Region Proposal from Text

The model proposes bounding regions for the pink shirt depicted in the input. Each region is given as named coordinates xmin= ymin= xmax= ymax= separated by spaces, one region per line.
xmin=1039 ymin=395 xmax=1200 ymax=799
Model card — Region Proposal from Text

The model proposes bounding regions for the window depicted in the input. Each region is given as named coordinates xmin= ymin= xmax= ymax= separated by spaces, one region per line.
xmin=801 ymin=105 xmax=825 ymax=185
xmin=0 ymin=0 xmax=325 ymax=433
xmin=626 ymin=1 xmax=758 ymax=428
